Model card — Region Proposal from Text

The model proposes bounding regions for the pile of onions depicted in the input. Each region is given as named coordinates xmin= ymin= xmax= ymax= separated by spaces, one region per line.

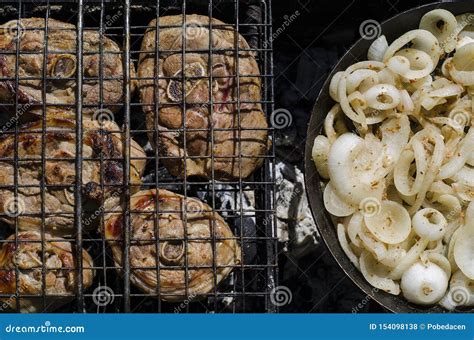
xmin=312 ymin=9 xmax=474 ymax=309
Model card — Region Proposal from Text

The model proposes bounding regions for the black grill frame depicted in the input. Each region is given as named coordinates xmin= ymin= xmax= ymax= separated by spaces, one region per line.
xmin=0 ymin=0 xmax=277 ymax=313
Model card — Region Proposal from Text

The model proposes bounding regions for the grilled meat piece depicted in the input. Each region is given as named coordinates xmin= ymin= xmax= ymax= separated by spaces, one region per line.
xmin=0 ymin=113 xmax=146 ymax=236
xmin=138 ymin=15 xmax=269 ymax=180
xmin=0 ymin=18 xmax=134 ymax=120
xmin=103 ymin=189 xmax=241 ymax=301
xmin=0 ymin=231 xmax=94 ymax=313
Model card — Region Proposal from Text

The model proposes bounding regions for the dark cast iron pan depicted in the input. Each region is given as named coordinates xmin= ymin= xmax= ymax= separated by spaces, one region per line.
xmin=304 ymin=1 xmax=474 ymax=313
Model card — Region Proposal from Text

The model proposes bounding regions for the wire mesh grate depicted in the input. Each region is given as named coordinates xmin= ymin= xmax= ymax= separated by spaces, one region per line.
xmin=0 ymin=0 xmax=276 ymax=313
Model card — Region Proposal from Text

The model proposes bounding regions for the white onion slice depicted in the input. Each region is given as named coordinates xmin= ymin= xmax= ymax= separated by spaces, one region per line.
xmin=347 ymin=69 xmax=379 ymax=94
xmin=327 ymin=133 xmax=384 ymax=205
xmin=452 ymin=202 xmax=474 ymax=279
xmin=467 ymin=150 xmax=474 ymax=167
xmin=429 ymin=180 xmax=455 ymax=195
xmin=329 ymin=71 xmax=344 ymax=102
xmin=364 ymin=84 xmax=401 ymax=110
xmin=425 ymin=194 xmax=462 ymax=221
xmin=338 ymin=61 xmax=385 ymax=126
xmin=426 ymin=252 xmax=452 ymax=278
xmin=383 ymin=29 xmax=442 ymax=68
xmin=337 ymin=223 xmax=359 ymax=269
xmin=360 ymin=251 xmax=400 ymax=295
xmin=380 ymin=245 xmax=407 ymax=268
xmin=324 ymin=104 xmax=348 ymax=144
xmin=448 ymin=226 xmax=463 ymax=272
xmin=380 ymin=114 xmax=410 ymax=169
xmin=451 ymin=165 xmax=474 ymax=187
xmin=419 ymin=9 xmax=458 ymax=53
xmin=448 ymin=43 xmax=474 ymax=86
xmin=365 ymin=108 xmax=389 ymax=125
xmin=397 ymin=89 xmax=415 ymax=112
xmin=377 ymin=68 xmax=399 ymax=86
xmin=368 ymin=35 xmax=388 ymax=62
xmin=363 ymin=200 xmax=411 ymax=244
xmin=439 ymin=127 xmax=474 ymax=179
xmin=454 ymin=14 xmax=474 ymax=51
xmin=323 ymin=181 xmax=356 ymax=217
xmin=359 ymin=224 xmax=387 ymax=261
xmin=441 ymin=57 xmax=452 ymax=78
xmin=394 ymin=139 xmax=428 ymax=196
xmin=389 ymin=238 xmax=429 ymax=280
xmin=453 ymin=225 xmax=474 ymax=279
xmin=457 ymin=34 xmax=474 ymax=50
xmin=420 ymin=96 xmax=446 ymax=111
xmin=452 ymin=183 xmax=474 ymax=202
xmin=387 ymin=49 xmax=433 ymax=80
xmin=428 ymin=84 xmax=464 ymax=98
xmin=444 ymin=218 xmax=463 ymax=245
xmin=408 ymin=128 xmax=446 ymax=215
xmin=347 ymin=91 xmax=367 ymax=114
xmin=347 ymin=212 xmax=363 ymax=247
xmin=412 ymin=208 xmax=447 ymax=241
xmin=312 ymin=135 xmax=330 ymax=179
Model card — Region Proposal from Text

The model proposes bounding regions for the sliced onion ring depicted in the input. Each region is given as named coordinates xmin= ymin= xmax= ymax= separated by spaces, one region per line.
xmin=364 ymin=84 xmax=401 ymax=110
xmin=419 ymin=9 xmax=458 ymax=53
xmin=383 ymin=29 xmax=442 ymax=69
xmin=368 ymin=35 xmax=388 ymax=62
xmin=323 ymin=181 xmax=356 ymax=217
xmin=412 ymin=208 xmax=448 ymax=241
xmin=363 ymin=200 xmax=411 ymax=244
xmin=337 ymin=223 xmax=360 ymax=269
xmin=389 ymin=238 xmax=429 ymax=280
xmin=387 ymin=49 xmax=433 ymax=80
xmin=453 ymin=225 xmax=474 ymax=279
xmin=360 ymin=251 xmax=400 ymax=295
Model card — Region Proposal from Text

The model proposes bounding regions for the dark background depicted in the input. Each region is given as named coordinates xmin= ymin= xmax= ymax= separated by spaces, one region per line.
xmin=271 ymin=0 xmax=454 ymax=312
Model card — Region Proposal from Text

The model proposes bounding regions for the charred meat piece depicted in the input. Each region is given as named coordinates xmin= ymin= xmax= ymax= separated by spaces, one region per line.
xmin=138 ymin=15 xmax=269 ymax=180
xmin=0 ymin=113 xmax=146 ymax=236
xmin=0 ymin=18 xmax=135 ymax=120
xmin=103 ymin=189 xmax=241 ymax=301
xmin=0 ymin=231 xmax=94 ymax=313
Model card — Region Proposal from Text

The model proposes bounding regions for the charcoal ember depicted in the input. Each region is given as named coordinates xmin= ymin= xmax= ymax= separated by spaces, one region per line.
xmin=275 ymin=160 xmax=319 ymax=258
xmin=197 ymin=184 xmax=257 ymax=264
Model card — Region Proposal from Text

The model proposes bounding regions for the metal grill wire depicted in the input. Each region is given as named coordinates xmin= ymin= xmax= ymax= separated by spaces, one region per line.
xmin=0 ymin=0 xmax=277 ymax=313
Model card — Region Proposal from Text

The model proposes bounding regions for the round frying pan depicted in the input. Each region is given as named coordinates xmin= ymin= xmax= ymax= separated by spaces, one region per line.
xmin=304 ymin=1 xmax=474 ymax=313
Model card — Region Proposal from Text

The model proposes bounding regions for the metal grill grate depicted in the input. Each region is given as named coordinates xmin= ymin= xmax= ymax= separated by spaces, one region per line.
xmin=0 ymin=0 xmax=277 ymax=313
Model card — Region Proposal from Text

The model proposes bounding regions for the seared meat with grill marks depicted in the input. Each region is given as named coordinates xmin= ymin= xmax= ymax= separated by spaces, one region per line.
xmin=138 ymin=15 xmax=269 ymax=180
xmin=104 ymin=189 xmax=241 ymax=301
xmin=0 ymin=231 xmax=94 ymax=313
xmin=0 ymin=18 xmax=134 ymax=120
xmin=0 ymin=113 xmax=146 ymax=236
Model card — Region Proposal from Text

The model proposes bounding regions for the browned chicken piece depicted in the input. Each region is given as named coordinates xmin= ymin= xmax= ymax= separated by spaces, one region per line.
xmin=138 ymin=15 xmax=269 ymax=180
xmin=103 ymin=189 xmax=241 ymax=301
xmin=0 ymin=18 xmax=135 ymax=121
xmin=0 ymin=112 xmax=146 ymax=236
xmin=0 ymin=231 xmax=94 ymax=313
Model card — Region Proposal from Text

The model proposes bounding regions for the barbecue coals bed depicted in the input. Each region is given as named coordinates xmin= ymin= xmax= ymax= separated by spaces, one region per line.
xmin=0 ymin=0 xmax=277 ymax=313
